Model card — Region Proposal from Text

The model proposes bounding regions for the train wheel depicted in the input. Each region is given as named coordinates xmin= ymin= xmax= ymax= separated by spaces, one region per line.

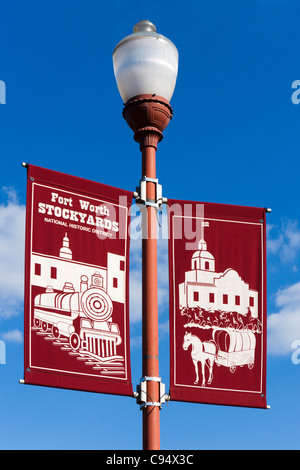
xmin=52 ymin=326 xmax=60 ymax=339
xmin=69 ymin=332 xmax=80 ymax=351
xmin=229 ymin=362 xmax=236 ymax=373
xmin=34 ymin=318 xmax=40 ymax=328
xmin=42 ymin=322 xmax=48 ymax=332
xmin=248 ymin=358 xmax=254 ymax=370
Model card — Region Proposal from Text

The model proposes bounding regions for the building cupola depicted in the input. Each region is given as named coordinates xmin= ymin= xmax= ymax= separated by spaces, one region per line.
xmin=191 ymin=238 xmax=215 ymax=272
xmin=59 ymin=233 xmax=72 ymax=260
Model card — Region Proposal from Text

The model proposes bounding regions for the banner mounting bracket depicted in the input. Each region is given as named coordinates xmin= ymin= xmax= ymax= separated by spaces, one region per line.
xmin=133 ymin=177 xmax=167 ymax=209
xmin=133 ymin=376 xmax=170 ymax=409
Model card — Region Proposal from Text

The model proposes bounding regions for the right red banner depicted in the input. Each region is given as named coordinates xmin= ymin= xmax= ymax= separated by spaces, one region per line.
xmin=168 ymin=199 xmax=268 ymax=408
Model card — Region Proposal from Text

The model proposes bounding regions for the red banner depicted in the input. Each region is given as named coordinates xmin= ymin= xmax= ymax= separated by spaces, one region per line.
xmin=23 ymin=165 xmax=133 ymax=397
xmin=168 ymin=199 xmax=267 ymax=408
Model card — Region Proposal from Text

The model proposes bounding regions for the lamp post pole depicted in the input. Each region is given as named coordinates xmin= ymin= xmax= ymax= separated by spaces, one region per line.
xmin=123 ymin=96 xmax=173 ymax=449
xmin=113 ymin=21 xmax=178 ymax=450
xmin=141 ymin=137 xmax=160 ymax=450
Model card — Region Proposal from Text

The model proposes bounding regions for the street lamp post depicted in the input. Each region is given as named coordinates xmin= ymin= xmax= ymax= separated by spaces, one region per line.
xmin=113 ymin=20 xmax=178 ymax=450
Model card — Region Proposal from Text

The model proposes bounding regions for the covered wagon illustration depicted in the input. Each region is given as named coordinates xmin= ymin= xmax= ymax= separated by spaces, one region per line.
xmin=213 ymin=328 xmax=256 ymax=374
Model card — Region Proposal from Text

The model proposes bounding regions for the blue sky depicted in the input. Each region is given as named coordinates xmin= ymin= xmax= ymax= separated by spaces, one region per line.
xmin=1 ymin=0 xmax=300 ymax=450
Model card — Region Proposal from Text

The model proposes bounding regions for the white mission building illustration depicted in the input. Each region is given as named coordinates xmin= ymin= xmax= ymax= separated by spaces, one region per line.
xmin=179 ymin=232 xmax=258 ymax=318
xmin=178 ymin=224 xmax=261 ymax=386
xmin=31 ymin=233 xmax=125 ymax=304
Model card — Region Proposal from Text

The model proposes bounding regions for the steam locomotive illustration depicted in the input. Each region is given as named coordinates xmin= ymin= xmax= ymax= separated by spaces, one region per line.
xmin=33 ymin=272 xmax=122 ymax=359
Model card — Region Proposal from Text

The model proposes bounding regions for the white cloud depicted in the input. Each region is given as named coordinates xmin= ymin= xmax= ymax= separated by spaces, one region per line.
xmin=129 ymin=335 xmax=142 ymax=348
xmin=0 ymin=187 xmax=25 ymax=319
xmin=268 ymin=281 xmax=300 ymax=356
xmin=1 ymin=329 xmax=23 ymax=343
xmin=275 ymin=281 xmax=300 ymax=307
xmin=266 ymin=219 xmax=300 ymax=355
xmin=129 ymin=209 xmax=169 ymax=324
xmin=267 ymin=219 xmax=300 ymax=265
xmin=129 ymin=237 xmax=142 ymax=323
xmin=129 ymin=235 xmax=169 ymax=324
xmin=159 ymin=320 xmax=169 ymax=337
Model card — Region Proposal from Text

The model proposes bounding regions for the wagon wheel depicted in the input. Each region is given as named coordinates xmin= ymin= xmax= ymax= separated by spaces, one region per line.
xmin=229 ymin=362 xmax=236 ymax=373
xmin=69 ymin=332 xmax=80 ymax=351
xmin=52 ymin=325 xmax=60 ymax=339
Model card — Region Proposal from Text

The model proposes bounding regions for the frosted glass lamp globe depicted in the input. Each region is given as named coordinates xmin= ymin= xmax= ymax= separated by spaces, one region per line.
xmin=113 ymin=20 xmax=178 ymax=104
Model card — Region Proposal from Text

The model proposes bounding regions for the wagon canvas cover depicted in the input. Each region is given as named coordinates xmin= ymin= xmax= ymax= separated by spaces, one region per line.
xmin=23 ymin=164 xmax=133 ymax=397
xmin=168 ymin=199 xmax=267 ymax=408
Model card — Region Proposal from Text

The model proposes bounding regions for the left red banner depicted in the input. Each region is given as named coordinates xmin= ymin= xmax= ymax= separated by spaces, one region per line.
xmin=23 ymin=164 xmax=133 ymax=397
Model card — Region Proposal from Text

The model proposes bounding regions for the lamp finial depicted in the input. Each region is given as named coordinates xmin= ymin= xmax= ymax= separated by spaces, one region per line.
xmin=133 ymin=20 xmax=156 ymax=33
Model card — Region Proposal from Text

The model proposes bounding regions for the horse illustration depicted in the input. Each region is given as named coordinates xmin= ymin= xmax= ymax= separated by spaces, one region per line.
xmin=183 ymin=332 xmax=217 ymax=386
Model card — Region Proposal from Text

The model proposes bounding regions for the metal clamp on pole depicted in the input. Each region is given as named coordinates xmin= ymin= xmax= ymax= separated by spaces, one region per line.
xmin=134 ymin=376 xmax=170 ymax=410
xmin=133 ymin=177 xmax=167 ymax=209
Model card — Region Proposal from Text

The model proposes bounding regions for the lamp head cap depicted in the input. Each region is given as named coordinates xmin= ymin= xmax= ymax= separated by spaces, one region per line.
xmin=133 ymin=20 xmax=156 ymax=33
